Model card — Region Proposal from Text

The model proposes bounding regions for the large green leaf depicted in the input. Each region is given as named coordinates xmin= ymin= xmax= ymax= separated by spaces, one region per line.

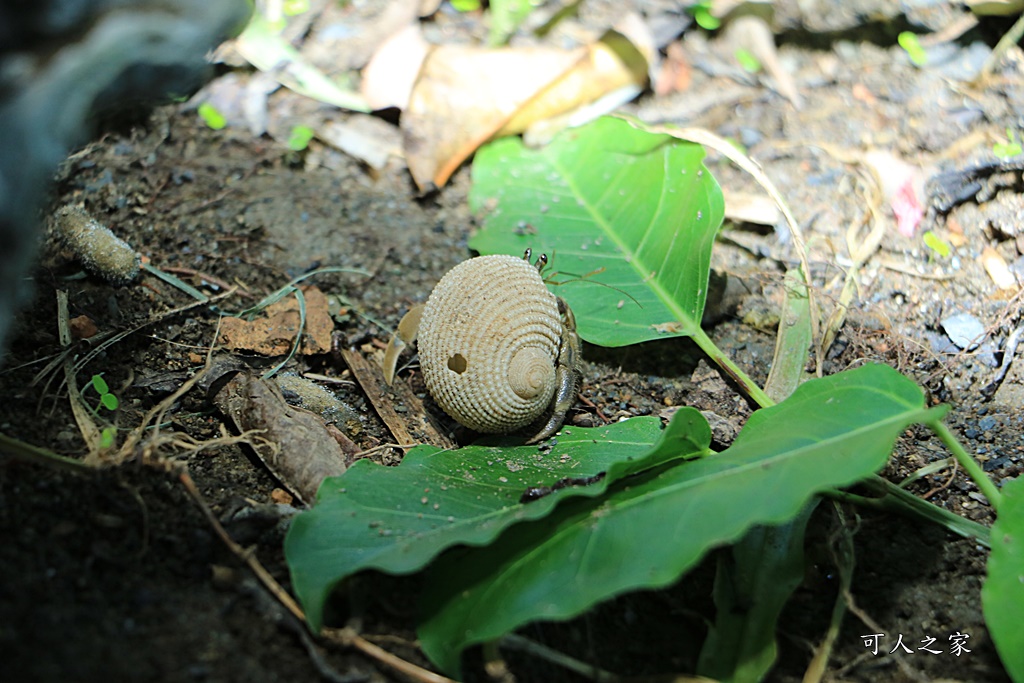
xmin=468 ymin=116 xmax=725 ymax=347
xmin=418 ymin=364 xmax=940 ymax=675
xmin=983 ymin=474 xmax=1024 ymax=682
xmin=697 ymin=502 xmax=818 ymax=682
xmin=286 ymin=409 xmax=711 ymax=631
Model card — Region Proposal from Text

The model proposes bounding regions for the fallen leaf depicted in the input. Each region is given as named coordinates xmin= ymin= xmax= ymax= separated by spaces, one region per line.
xmin=402 ymin=29 xmax=649 ymax=189
xmin=212 ymin=371 xmax=347 ymax=504
xmin=967 ymin=0 xmax=1024 ymax=15
xmin=723 ymin=9 xmax=801 ymax=108
xmin=360 ymin=23 xmax=430 ymax=110
xmin=218 ymin=286 xmax=333 ymax=355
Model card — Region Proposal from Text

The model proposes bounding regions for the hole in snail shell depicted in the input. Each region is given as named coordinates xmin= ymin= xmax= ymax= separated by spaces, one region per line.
xmin=447 ymin=353 xmax=468 ymax=374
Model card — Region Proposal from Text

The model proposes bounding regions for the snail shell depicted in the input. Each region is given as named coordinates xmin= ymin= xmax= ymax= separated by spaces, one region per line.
xmin=418 ymin=254 xmax=561 ymax=434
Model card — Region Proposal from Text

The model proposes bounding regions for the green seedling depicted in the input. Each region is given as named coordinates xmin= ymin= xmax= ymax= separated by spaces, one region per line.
xmin=993 ymin=128 xmax=1023 ymax=159
xmin=451 ymin=0 xmax=482 ymax=11
xmin=923 ymin=230 xmax=952 ymax=259
xmin=287 ymin=125 xmax=316 ymax=151
xmin=689 ymin=1 xmax=721 ymax=30
xmin=85 ymin=374 xmax=119 ymax=448
xmin=898 ymin=31 xmax=927 ymax=66
xmin=197 ymin=102 xmax=227 ymax=130
xmin=735 ymin=47 xmax=762 ymax=73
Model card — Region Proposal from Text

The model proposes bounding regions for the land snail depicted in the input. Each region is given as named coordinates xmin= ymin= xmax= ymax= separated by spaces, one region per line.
xmin=383 ymin=250 xmax=582 ymax=443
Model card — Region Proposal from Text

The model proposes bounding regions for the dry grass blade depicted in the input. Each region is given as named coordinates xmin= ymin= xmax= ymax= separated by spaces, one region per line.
xmin=56 ymin=290 xmax=104 ymax=457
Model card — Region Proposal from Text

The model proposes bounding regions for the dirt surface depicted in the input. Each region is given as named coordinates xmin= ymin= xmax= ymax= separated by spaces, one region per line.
xmin=1 ymin=2 xmax=1022 ymax=682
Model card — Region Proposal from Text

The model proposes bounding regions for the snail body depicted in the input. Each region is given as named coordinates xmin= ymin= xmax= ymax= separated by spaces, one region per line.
xmin=384 ymin=252 xmax=582 ymax=443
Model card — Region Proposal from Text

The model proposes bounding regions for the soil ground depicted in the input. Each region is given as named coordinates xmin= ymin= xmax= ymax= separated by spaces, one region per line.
xmin=1 ymin=2 xmax=1022 ymax=682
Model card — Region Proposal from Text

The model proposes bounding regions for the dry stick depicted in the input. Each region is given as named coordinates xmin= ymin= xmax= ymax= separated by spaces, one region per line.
xmin=576 ymin=393 xmax=611 ymax=424
xmin=340 ymin=347 xmax=455 ymax=450
xmin=820 ymin=181 xmax=887 ymax=356
xmin=177 ymin=468 xmax=307 ymax=622
xmin=176 ymin=442 xmax=451 ymax=683
xmin=921 ymin=458 xmax=959 ymax=500
xmin=979 ymin=10 xmax=1024 ymax=81
xmin=323 ymin=628 xmax=458 ymax=683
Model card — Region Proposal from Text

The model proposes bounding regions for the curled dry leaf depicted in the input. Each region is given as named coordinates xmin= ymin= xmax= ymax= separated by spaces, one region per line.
xmin=211 ymin=370 xmax=347 ymax=505
xmin=217 ymin=286 xmax=333 ymax=356
xmin=383 ymin=27 xmax=649 ymax=190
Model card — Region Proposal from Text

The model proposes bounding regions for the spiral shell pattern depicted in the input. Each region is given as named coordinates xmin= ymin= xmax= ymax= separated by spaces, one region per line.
xmin=418 ymin=254 xmax=562 ymax=434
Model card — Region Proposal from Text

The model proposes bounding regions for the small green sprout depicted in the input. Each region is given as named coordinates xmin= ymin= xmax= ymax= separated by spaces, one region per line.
xmin=734 ymin=48 xmax=762 ymax=73
xmin=451 ymin=0 xmax=482 ymax=11
xmin=86 ymin=374 xmax=119 ymax=448
xmin=89 ymin=374 xmax=119 ymax=412
xmin=197 ymin=103 xmax=227 ymax=130
xmin=922 ymin=230 xmax=952 ymax=259
xmin=689 ymin=1 xmax=721 ymax=30
xmin=288 ymin=125 xmax=316 ymax=152
xmin=992 ymin=129 xmax=1023 ymax=159
xmin=898 ymin=31 xmax=927 ymax=67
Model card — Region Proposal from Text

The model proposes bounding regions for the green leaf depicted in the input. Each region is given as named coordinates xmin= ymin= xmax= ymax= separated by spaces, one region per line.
xmin=197 ymin=103 xmax=227 ymax=130
xmin=734 ymin=47 xmax=762 ymax=73
xmin=922 ymin=230 xmax=951 ymax=259
xmin=89 ymin=374 xmax=109 ymax=395
xmin=418 ymin=364 xmax=934 ymax=675
xmin=287 ymin=125 xmax=316 ymax=152
xmin=689 ymin=2 xmax=721 ymax=30
xmin=697 ymin=502 xmax=817 ymax=682
xmin=99 ymin=426 xmax=116 ymax=449
xmin=100 ymin=393 xmax=119 ymax=411
xmin=469 ymin=116 xmax=725 ymax=347
xmin=285 ymin=411 xmax=711 ymax=631
xmin=983 ymin=475 xmax=1024 ymax=682
xmin=897 ymin=31 xmax=927 ymax=66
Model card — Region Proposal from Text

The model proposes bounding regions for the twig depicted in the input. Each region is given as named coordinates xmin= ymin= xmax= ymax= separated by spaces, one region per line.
xmin=982 ymin=324 xmax=1024 ymax=398
xmin=322 ymin=627 xmax=458 ymax=683
xmin=978 ymin=11 xmax=1024 ymax=81
xmin=499 ymin=633 xmax=627 ymax=683
xmin=577 ymin=393 xmax=611 ymax=424
xmin=177 ymin=468 xmax=307 ymax=622
xmin=921 ymin=458 xmax=959 ymax=500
